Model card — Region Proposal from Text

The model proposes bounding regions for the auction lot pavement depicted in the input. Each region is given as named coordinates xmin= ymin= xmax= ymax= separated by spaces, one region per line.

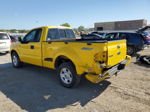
xmin=0 ymin=49 xmax=150 ymax=112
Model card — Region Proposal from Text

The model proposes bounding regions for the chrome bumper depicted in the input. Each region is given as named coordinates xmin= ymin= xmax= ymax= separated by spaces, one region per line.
xmin=101 ymin=59 xmax=130 ymax=77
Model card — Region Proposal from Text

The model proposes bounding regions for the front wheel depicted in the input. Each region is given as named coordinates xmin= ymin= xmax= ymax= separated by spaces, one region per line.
xmin=11 ymin=52 xmax=23 ymax=68
xmin=57 ymin=62 xmax=81 ymax=88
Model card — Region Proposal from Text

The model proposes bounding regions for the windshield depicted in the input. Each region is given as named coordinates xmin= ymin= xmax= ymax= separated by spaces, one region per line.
xmin=0 ymin=33 xmax=9 ymax=40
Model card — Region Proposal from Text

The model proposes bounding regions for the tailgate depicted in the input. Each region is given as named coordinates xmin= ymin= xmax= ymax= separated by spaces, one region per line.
xmin=107 ymin=40 xmax=126 ymax=67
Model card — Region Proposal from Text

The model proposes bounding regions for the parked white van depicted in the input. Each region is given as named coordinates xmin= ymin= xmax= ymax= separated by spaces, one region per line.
xmin=0 ymin=32 xmax=11 ymax=53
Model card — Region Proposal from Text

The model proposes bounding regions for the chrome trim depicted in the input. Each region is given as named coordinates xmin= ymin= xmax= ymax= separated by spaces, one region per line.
xmin=100 ymin=59 xmax=129 ymax=77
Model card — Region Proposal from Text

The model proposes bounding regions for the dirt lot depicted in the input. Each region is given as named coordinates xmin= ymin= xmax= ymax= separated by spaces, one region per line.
xmin=0 ymin=49 xmax=150 ymax=112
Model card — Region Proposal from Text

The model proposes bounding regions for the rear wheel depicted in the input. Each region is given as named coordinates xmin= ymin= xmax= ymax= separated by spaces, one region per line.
xmin=57 ymin=62 xmax=81 ymax=88
xmin=11 ymin=52 xmax=23 ymax=68
xmin=127 ymin=46 xmax=135 ymax=56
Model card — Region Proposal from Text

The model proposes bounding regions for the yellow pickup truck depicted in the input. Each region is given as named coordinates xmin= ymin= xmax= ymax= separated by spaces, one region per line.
xmin=11 ymin=26 xmax=131 ymax=88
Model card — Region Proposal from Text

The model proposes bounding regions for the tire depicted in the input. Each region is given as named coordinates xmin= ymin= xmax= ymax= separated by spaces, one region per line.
xmin=57 ymin=62 xmax=81 ymax=88
xmin=11 ymin=52 xmax=23 ymax=68
xmin=127 ymin=46 xmax=135 ymax=56
xmin=5 ymin=51 xmax=9 ymax=54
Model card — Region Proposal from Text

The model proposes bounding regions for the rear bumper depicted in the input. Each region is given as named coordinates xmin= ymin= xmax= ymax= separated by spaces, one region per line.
xmin=102 ymin=59 xmax=130 ymax=77
xmin=85 ymin=55 xmax=131 ymax=83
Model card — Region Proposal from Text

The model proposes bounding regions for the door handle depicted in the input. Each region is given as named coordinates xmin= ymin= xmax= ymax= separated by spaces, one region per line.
xmin=30 ymin=45 xmax=34 ymax=49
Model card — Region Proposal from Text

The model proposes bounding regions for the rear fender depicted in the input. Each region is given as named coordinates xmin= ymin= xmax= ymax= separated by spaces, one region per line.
xmin=53 ymin=48 xmax=85 ymax=75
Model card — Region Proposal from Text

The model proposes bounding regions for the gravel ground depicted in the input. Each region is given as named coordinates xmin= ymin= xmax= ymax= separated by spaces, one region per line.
xmin=0 ymin=49 xmax=150 ymax=112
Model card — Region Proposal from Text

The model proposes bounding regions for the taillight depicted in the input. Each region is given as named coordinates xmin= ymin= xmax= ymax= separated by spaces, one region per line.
xmin=10 ymin=40 xmax=12 ymax=44
xmin=102 ymin=51 xmax=107 ymax=58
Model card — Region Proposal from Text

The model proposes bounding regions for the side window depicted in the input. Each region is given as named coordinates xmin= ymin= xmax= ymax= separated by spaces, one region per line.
xmin=119 ymin=33 xmax=128 ymax=39
xmin=23 ymin=29 xmax=42 ymax=42
xmin=105 ymin=33 xmax=118 ymax=40
xmin=59 ymin=29 xmax=66 ymax=38
xmin=65 ymin=29 xmax=75 ymax=39
xmin=47 ymin=29 xmax=59 ymax=40
xmin=35 ymin=29 xmax=42 ymax=42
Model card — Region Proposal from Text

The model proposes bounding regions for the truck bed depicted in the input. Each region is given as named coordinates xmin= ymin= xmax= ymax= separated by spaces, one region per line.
xmin=46 ymin=39 xmax=124 ymax=43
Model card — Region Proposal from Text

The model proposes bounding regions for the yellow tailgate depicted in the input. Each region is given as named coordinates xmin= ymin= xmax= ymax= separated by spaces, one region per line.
xmin=107 ymin=40 xmax=127 ymax=67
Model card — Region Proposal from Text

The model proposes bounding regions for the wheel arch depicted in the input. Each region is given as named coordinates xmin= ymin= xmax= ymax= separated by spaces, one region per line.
xmin=54 ymin=55 xmax=76 ymax=69
xmin=11 ymin=50 xmax=18 ymax=56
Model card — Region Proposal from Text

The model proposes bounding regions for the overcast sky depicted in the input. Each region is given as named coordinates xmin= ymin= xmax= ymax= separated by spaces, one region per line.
xmin=0 ymin=0 xmax=149 ymax=29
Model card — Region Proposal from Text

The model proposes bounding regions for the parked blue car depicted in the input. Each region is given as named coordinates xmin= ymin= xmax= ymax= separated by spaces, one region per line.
xmin=142 ymin=32 xmax=150 ymax=45
xmin=136 ymin=26 xmax=150 ymax=45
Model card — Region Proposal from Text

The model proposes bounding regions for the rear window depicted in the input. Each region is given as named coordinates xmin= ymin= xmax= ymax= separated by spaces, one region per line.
xmin=65 ymin=29 xmax=76 ymax=38
xmin=0 ymin=33 xmax=9 ymax=40
xmin=47 ymin=29 xmax=75 ymax=40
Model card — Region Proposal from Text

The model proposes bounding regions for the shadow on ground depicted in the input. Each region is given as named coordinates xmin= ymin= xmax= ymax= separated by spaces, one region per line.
xmin=0 ymin=53 xmax=8 ymax=56
xmin=0 ymin=63 xmax=11 ymax=68
xmin=0 ymin=63 xmax=111 ymax=112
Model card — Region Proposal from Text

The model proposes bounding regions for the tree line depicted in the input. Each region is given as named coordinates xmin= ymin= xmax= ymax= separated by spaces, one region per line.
xmin=0 ymin=23 xmax=93 ymax=33
xmin=60 ymin=23 xmax=85 ymax=32
xmin=0 ymin=29 xmax=29 ymax=33
xmin=60 ymin=23 xmax=93 ymax=33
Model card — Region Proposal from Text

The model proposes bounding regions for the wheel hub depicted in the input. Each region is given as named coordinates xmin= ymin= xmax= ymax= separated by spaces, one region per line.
xmin=60 ymin=68 xmax=73 ymax=84
xmin=13 ymin=55 xmax=17 ymax=66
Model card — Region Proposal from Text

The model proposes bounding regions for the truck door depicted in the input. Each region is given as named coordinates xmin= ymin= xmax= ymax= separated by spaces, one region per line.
xmin=19 ymin=29 xmax=42 ymax=66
